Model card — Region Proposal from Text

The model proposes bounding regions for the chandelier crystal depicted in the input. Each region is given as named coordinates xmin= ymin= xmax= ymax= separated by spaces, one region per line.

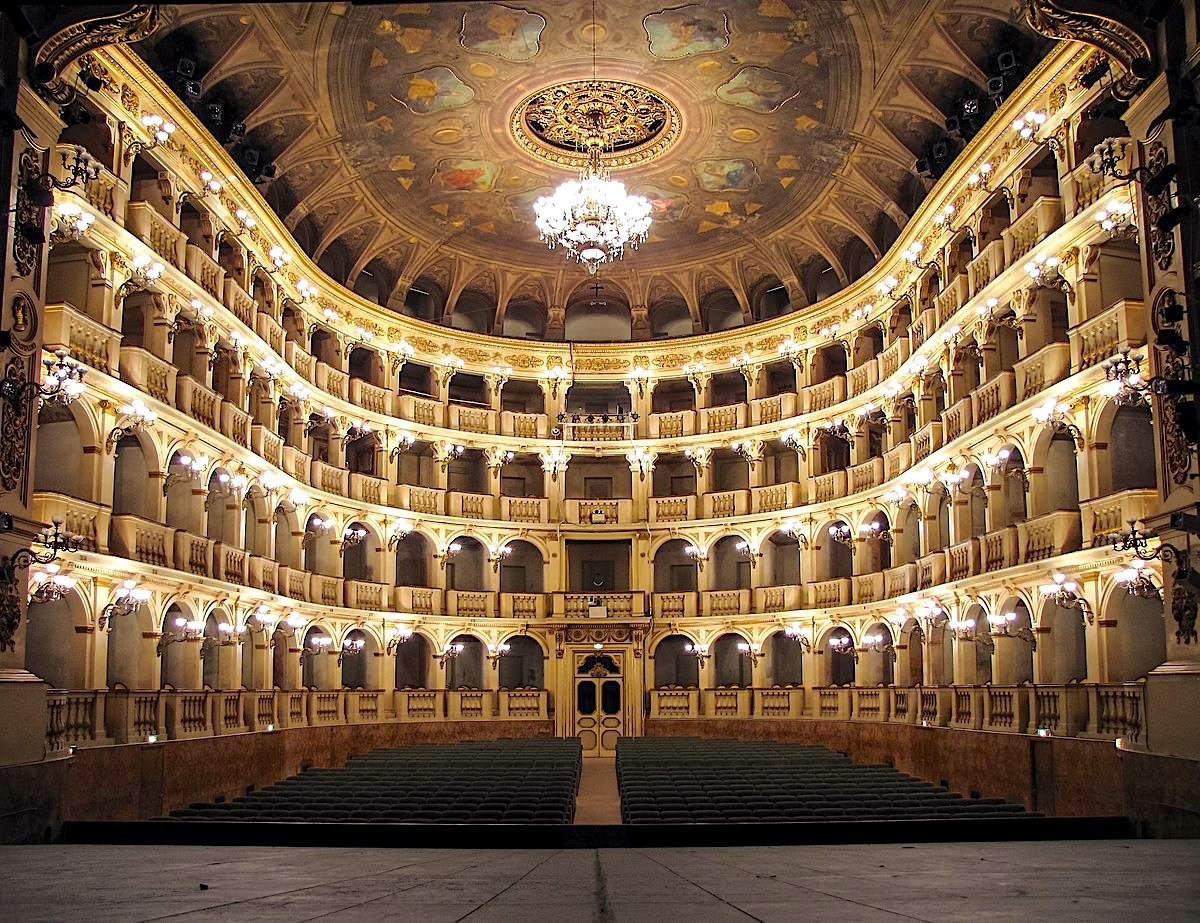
xmin=533 ymin=142 xmax=652 ymax=275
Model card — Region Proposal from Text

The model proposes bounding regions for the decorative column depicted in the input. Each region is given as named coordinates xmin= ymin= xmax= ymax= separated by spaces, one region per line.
xmin=626 ymin=448 xmax=655 ymax=522
xmin=544 ymin=304 xmax=566 ymax=341
xmin=0 ymin=76 xmax=68 ymax=764
xmin=686 ymin=446 xmax=712 ymax=499
xmin=540 ymin=448 xmax=570 ymax=522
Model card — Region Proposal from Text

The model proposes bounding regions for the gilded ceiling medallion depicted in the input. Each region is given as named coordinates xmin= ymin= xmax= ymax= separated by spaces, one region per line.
xmin=510 ymin=79 xmax=681 ymax=170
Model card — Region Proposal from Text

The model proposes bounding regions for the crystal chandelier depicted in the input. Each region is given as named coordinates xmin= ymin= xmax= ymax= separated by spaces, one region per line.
xmin=531 ymin=1 xmax=651 ymax=274
xmin=533 ymin=140 xmax=652 ymax=274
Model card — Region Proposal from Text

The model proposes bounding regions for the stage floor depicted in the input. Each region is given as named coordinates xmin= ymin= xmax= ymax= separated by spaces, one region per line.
xmin=2 ymin=839 xmax=1197 ymax=921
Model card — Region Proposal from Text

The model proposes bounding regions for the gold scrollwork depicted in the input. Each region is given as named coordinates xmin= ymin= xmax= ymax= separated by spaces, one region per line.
xmin=511 ymin=79 xmax=682 ymax=170
xmin=1023 ymin=0 xmax=1154 ymax=101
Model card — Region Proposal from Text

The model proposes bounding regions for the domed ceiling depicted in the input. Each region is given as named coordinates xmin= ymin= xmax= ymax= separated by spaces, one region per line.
xmin=139 ymin=1 xmax=1041 ymax=328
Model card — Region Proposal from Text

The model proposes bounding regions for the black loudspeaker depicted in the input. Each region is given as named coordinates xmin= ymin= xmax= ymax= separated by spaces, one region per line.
xmin=996 ymin=50 xmax=1017 ymax=73
xmin=176 ymin=57 xmax=197 ymax=78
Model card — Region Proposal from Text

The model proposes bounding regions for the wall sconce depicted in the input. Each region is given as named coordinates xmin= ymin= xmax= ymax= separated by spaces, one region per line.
xmin=99 ymin=579 xmax=151 ymax=630
xmin=157 ymin=616 xmax=204 ymax=655
xmin=486 ymin=448 xmax=516 ymax=475
xmin=862 ymin=633 xmax=897 ymax=660
xmin=301 ymin=517 xmax=335 ymax=549
xmin=818 ymin=320 xmax=840 ymax=340
xmin=28 ymin=563 xmax=77 ymax=604
xmin=383 ymin=338 xmax=416 ymax=377
xmin=828 ymin=635 xmax=858 ymax=661
xmin=683 ymin=446 xmax=710 ymax=472
xmin=124 ymin=113 xmax=174 ymax=163
xmin=683 ymin=361 xmax=708 ymax=392
xmin=386 ymin=625 xmax=413 ymax=655
xmin=50 ymin=201 xmax=96 ymax=243
xmin=287 ymin=488 xmax=310 ymax=508
xmin=118 ymin=253 xmax=165 ymax=297
xmin=916 ymin=601 xmax=947 ymax=632
xmin=684 ymin=642 xmax=710 ymax=667
xmin=828 ymin=523 xmax=856 ymax=551
xmin=1100 ymin=348 xmax=1148 ymax=405
xmin=1032 ymin=397 xmax=1084 ymax=450
xmin=304 ymin=406 xmax=336 ymax=437
xmin=626 ymin=447 xmax=655 ymax=482
xmin=387 ymin=523 xmax=414 ymax=550
xmin=859 ymin=521 xmax=893 ymax=544
xmin=437 ymin=641 xmax=465 ymax=667
xmin=730 ymin=352 xmax=757 ymax=388
xmin=389 ymin=430 xmax=417 ymax=460
xmin=784 ymin=624 xmax=812 ymax=651
xmin=245 ymin=604 xmax=274 ymax=634
xmin=948 ymin=617 xmax=978 ymax=641
xmin=285 ymin=611 xmax=306 ymax=631
xmin=0 ymin=348 xmax=86 ymax=414
xmin=543 ymin=365 xmax=570 ymax=399
xmin=933 ymin=202 xmax=956 ymax=227
xmin=902 ymin=241 xmax=933 ymax=271
xmin=337 ymin=637 xmax=365 ymax=666
xmin=819 ymin=419 xmax=853 ymax=443
xmin=1087 ymin=137 xmax=1180 ymax=198
xmin=779 ymin=428 xmax=805 ymax=453
xmin=1023 ymin=252 xmax=1073 ymax=298
xmin=875 ymin=274 xmax=900 ymax=298
xmin=1011 ymin=109 xmax=1062 ymax=154
xmin=1109 ymin=520 xmax=1189 ymax=581
xmin=730 ymin=439 xmax=760 ymax=465
xmin=487 ymin=641 xmax=511 ymax=666
xmin=489 ymin=544 xmax=512 ymax=572
xmin=683 ymin=544 xmax=707 ymax=571
xmin=876 ymin=482 xmax=904 ymax=507
xmin=340 ymin=526 xmax=368 ymax=551
xmin=1039 ymin=572 xmax=1094 ymax=625
xmin=233 ymin=207 xmax=257 ymax=232
xmin=734 ymin=540 xmax=760 ymax=567
xmin=539 ymin=446 xmax=571 ymax=482
xmin=735 ymin=641 xmax=762 ymax=666
xmin=981 ymin=447 xmax=1012 ymax=474
xmin=162 ymin=452 xmax=209 ymax=495
xmin=627 ymin=365 xmax=651 ymax=399
xmin=777 ymin=338 xmax=803 ymax=370
xmin=779 ymin=520 xmax=809 ymax=549
xmin=296 ymin=278 xmax=318 ymax=302
xmin=435 ymin=541 xmax=462 ymax=568
xmin=32 ymin=148 xmax=101 ymax=200
xmin=1114 ymin=558 xmax=1160 ymax=599
xmin=344 ymin=420 xmax=374 ymax=443
xmin=1095 ymin=197 xmax=1137 ymax=241
xmin=485 ymin=364 xmax=513 ymax=397
xmin=268 ymin=245 xmax=291 ymax=270
xmin=0 ymin=518 xmax=85 ymax=600
xmin=203 ymin=471 xmax=247 ymax=506
xmin=986 ymin=612 xmax=1037 ymax=647
xmin=437 ymin=443 xmax=465 ymax=472
xmin=966 ymin=160 xmax=994 ymax=191
xmin=300 ymin=635 xmax=334 ymax=666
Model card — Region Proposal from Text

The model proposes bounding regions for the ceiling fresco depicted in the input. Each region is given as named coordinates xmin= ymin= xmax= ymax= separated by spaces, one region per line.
xmin=140 ymin=0 xmax=1038 ymax=321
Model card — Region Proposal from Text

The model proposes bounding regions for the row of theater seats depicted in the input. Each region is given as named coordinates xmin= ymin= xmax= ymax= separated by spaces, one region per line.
xmin=166 ymin=738 xmax=582 ymax=824
xmin=617 ymin=738 xmax=1037 ymax=825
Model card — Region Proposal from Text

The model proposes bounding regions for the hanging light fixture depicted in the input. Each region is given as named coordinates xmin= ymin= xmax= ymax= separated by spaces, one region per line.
xmin=531 ymin=0 xmax=652 ymax=275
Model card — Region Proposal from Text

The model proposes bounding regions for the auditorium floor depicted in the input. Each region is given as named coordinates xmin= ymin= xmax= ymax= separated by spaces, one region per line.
xmin=2 ymin=840 xmax=1197 ymax=921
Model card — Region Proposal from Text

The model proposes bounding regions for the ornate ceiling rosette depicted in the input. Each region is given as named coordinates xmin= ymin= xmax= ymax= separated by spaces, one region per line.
xmin=511 ymin=79 xmax=683 ymax=170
